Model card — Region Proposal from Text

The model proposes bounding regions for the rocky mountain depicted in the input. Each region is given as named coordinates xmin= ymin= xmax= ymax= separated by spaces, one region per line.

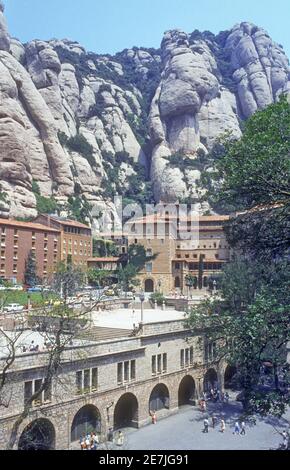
xmin=0 ymin=1 xmax=289 ymax=221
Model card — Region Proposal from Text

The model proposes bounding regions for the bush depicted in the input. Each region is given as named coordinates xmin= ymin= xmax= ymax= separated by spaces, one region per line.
xmin=150 ymin=292 xmax=166 ymax=306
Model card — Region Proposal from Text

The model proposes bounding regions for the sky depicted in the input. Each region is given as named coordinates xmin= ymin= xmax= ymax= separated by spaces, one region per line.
xmin=4 ymin=0 xmax=290 ymax=58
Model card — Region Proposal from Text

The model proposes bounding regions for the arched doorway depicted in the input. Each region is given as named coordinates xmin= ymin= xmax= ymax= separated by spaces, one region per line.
xmin=149 ymin=384 xmax=170 ymax=412
xmin=114 ymin=393 xmax=138 ymax=430
xmin=71 ymin=405 xmax=101 ymax=442
xmin=178 ymin=376 xmax=196 ymax=407
xmin=174 ymin=277 xmax=181 ymax=288
xmin=18 ymin=418 xmax=55 ymax=450
xmin=224 ymin=365 xmax=238 ymax=390
xmin=145 ymin=279 xmax=154 ymax=293
xmin=204 ymin=368 xmax=218 ymax=392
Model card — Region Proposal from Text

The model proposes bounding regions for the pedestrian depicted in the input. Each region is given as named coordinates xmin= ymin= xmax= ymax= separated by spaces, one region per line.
xmin=240 ymin=421 xmax=246 ymax=435
xmin=220 ymin=419 xmax=226 ymax=433
xmin=234 ymin=421 xmax=240 ymax=435
xmin=108 ymin=427 xmax=114 ymax=442
xmin=85 ymin=433 xmax=91 ymax=449
xmin=116 ymin=430 xmax=124 ymax=447
xmin=150 ymin=410 xmax=157 ymax=424
xmin=281 ymin=431 xmax=288 ymax=449
xmin=212 ymin=415 xmax=218 ymax=429
xmin=224 ymin=392 xmax=229 ymax=404
xmin=203 ymin=418 xmax=209 ymax=433
xmin=92 ymin=432 xmax=99 ymax=450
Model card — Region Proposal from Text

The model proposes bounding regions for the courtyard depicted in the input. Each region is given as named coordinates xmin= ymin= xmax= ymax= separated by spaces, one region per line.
xmin=107 ymin=393 xmax=290 ymax=451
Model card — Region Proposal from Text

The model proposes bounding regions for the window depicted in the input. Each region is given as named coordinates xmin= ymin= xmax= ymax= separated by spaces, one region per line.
xmin=163 ymin=353 xmax=167 ymax=372
xmin=157 ymin=354 xmax=162 ymax=373
xmin=152 ymin=356 xmax=156 ymax=375
xmin=146 ymin=249 xmax=153 ymax=257
xmin=117 ymin=363 xmax=123 ymax=384
xmin=152 ymin=354 xmax=167 ymax=375
xmin=76 ymin=368 xmax=98 ymax=394
xmin=204 ymin=340 xmax=217 ymax=362
xmin=124 ymin=361 xmax=129 ymax=382
xmin=180 ymin=350 xmax=185 ymax=368
xmin=117 ymin=360 xmax=136 ymax=384
xmin=180 ymin=347 xmax=194 ymax=369
xmin=131 ymin=361 xmax=136 ymax=380
xmin=24 ymin=379 xmax=52 ymax=406
xmin=175 ymin=263 xmax=180 ymax=269
xmin=146 ymin=262 xmax=152 ymax=273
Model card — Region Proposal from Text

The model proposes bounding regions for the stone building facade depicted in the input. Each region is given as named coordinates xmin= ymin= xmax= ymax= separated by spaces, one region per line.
xmin=0 ymin=319 xmax=228 ymax=450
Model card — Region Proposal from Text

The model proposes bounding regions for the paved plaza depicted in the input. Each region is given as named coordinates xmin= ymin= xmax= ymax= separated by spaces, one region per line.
xmin=117 ymin=396 xmax=290 ymax=451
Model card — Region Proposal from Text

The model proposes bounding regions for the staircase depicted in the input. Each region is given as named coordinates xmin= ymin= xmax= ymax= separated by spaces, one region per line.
xmin=76 ymin=326 xmax=134 ymax=342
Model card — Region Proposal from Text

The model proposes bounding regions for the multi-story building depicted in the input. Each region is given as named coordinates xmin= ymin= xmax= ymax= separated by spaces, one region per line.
xmin=100 ymin=212 xmax=231 ymax=295
xmin=0 ymin=310 xmax=232 ymax=450
xmin=0 ymin=218 xmax=59 ymax=284
xmin=35 ymin=215 xmax=92 ymax=269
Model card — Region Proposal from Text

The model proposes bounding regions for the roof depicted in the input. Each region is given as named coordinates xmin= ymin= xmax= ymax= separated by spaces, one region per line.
xmin=0 ymin=218 xmax=60 ymax=233
xmin=87 ymin=257 xmax=121 ymax=263
xmin=132 ymin=214 xmax=230 ymax=224
xmin=39 ymin=215 xmax=91 ymax=230
xmin=172 ymin=258 xmax=227 ymax=263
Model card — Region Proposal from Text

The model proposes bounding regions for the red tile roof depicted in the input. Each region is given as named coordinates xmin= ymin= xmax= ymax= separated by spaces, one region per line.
xmin=0 ymin=218 xmax=60 ymax=233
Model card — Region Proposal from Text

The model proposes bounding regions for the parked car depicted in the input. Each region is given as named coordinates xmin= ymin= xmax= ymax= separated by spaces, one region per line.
xmin=4 ymin=303 xmax=24 ymax=313
xmin=27 ymin=285 xmax=43 ymax=293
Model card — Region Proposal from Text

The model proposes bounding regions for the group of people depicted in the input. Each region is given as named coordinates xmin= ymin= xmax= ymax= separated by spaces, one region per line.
xmin=79 ymin=432 xmax=100 ymax=450
xmin=21 ymin=340 xmax=53 ymax=353
xmin=79 ymin=430 xmax=125 ymax=450
xmin=203 ymin=417 xmax=246 ymax=435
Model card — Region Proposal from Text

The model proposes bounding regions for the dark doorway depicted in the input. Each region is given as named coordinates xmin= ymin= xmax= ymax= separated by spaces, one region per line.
xmin=145 ymin=279 xmax=154 ymax=293
xmin=224 ymin=365 xmax=238 ymax=389
xmin=71 ymin=405 xmax=101 ymax=442
xmin=178 ymin=375 xmax=196 ymax=406
xmin=174 ymin=277 xmax=181 ymax=288
xmin=114 ymin=393 xmax=138 ymax=430
xmin=204 ymin=368 xmax=218 ymax=392
xmin=18 ymin=419 xmax=55 ymax=450
xmin=149 ymin=384 xmax=170 ymax=412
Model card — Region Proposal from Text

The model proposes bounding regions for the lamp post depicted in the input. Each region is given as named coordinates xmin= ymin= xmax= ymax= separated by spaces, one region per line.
xmin=139 ymin=291 xmax=145 ymax=325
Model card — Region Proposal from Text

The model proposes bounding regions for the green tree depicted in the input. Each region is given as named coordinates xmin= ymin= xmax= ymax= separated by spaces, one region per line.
xmin=24 ymin=251 xmax=39 ymax=287
xmin=88 ymin=269 xmax=110 ymax=287
xmin=189 ymin=97 xmax=290 ymax=420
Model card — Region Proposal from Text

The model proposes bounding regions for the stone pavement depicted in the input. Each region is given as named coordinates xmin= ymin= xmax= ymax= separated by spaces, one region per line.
xmin=119 ymin=398 xmax=290 ymax=451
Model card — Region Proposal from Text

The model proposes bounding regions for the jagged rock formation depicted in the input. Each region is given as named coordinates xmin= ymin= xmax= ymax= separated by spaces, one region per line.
xmin=0 ymin=1 xmax=289 ymax=218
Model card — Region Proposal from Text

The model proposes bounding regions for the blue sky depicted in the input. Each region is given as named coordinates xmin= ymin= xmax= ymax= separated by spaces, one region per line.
xmin=4 ymin=0 xmax=290 ymax=58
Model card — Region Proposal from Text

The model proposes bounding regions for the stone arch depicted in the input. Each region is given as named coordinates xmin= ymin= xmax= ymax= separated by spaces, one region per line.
xmin=178 ymin=375 xmax=196 ymax=407
xmin=114 ymin=392 xmax=139 ymax=430
xmin=18 ymin=418 xmax=55 ymax=450
xmin=174 ymin=276 xmax=181 ymax=288
xmin=224 ymin=365 xmax=238 ymax=390
xmin=144 ymin=278 xmax=154 ymax=293
xmin=70 ymin=404 xmax=101 ymax=443
xmin=204 ymin=368 xmax=218 ymax=392
xmin=149 ymin=383 xmax=170 ymax=412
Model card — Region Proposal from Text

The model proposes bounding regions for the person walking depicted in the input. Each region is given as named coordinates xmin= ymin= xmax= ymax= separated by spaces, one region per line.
xmin=203 ymin=418 xmax=209 ymax=433
xmin=240 ymin=421 xmax=246 ymax=435
xmin=116 ymin=430 xmax=124 ymax=447
xmin=220 ymin=419 xmax=226 ymax=433
xmin=234 ymin=421 xmax=240 ymax=435
xmin=281 ymin=431 xmax=288 ymax=450
xmin=150 ymin=410 xmax=157 ymax=424
xmin=212 ymin=415 xmax=218 ymax=429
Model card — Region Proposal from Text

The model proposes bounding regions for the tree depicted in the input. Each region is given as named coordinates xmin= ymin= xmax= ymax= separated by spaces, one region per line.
xmin=1 ymin=262 xmax=110 ymax=449
xmin=188 ymin=259 xmax=290 ymax=417
xmin=88 ymin=268 xmax=110 ymax=287
xmin=189 ymin=97 xmax=290 ymax=421
xmin=24 ymin=251 xmax=39 ymax=287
